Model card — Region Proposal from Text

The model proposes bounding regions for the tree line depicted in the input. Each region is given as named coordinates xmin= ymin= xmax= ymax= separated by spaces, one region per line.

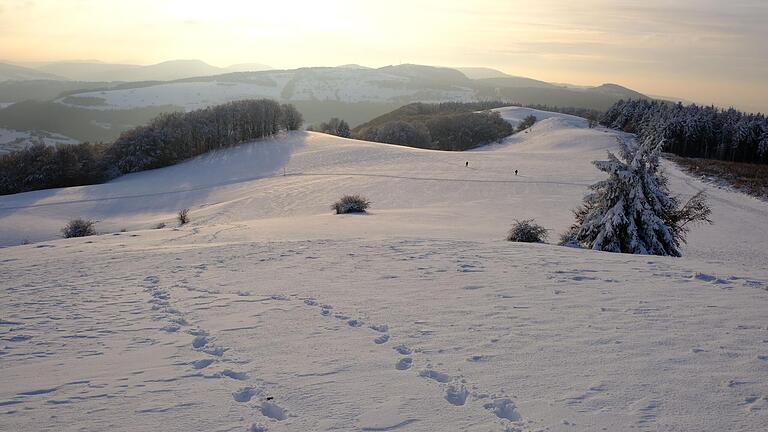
xmin=351 ymin=102 xmax=514 ymax=151
xmin=602 ymin=99 xmax=768 ymax=164
xmin=0 ymin=99 xmax=303 ymax=195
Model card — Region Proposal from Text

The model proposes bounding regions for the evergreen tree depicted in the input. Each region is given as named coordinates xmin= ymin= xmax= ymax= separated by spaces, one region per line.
xmin=568 ymin=137 xmax=711 ymax=256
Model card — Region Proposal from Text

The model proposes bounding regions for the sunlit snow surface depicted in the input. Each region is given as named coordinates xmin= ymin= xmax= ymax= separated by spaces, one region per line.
xmin=1 ymin=108 xmax=767 ymax=431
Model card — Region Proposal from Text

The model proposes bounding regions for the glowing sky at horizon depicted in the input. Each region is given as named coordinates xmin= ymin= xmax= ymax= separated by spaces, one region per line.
xmin=1 ymin=0 xmax=766 ymax=112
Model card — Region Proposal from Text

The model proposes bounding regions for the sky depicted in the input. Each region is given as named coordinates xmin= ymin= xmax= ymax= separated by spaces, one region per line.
xmin=1 ymin=0 xmax=766 ymax=112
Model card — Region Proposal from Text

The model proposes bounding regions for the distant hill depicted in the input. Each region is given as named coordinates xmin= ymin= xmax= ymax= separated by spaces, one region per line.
xmin=474 ymin=76 xmax=558 ymax=89
xmin=36 ymin=61 xmax=136 ymax=81
xmin=223 ymin=63 xmax=272 ymax=73
xmin=0 ymin=63 xmax=651 ymax=143
xmin=455 ymin=67 xmax=511 ymax=80
xmin=0 ymin=62 xmax=64 ymax=82
xmin=35 ymin=60 xmax=272 ymax=82
xmin=378 ymin=64 xmax=471 ymax=86
xmin=587 ymin=83 xmax=648 ymax=100
xmin=335 ymin=64 xmax=372 ymax=70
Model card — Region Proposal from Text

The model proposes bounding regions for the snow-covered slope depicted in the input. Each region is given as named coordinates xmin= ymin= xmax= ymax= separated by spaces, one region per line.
xmin=56 ymin=67 xmax=476 ymax=111
xmin=1 ymin=108 xmax=767 ymax=432
xmin=0 ymin=128 xmax=79 ymax=155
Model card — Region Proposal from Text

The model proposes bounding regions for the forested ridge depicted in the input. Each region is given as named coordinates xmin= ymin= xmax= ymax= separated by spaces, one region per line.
xmin=0 ymin=99 xmax=303 ymax=195
xmin=602 ymin=99 xmax=768 ymax=164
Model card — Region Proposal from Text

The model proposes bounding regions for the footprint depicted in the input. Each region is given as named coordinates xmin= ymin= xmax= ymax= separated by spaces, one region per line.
xmin=143 ymin=276 xmax=160 ymax=287
xmin=191 ymin=359 xmax=215 ymax=369
xmin=483 ymin=398 xmax=522 ymax=421
xmin=374 ymin=334 xmax=390 ymax=344
xmin=219 ymin=370 xmax=249 ymax=381
xmin=303 ymin=299 xmax=317 ymax=306
xmin=202 ymin=346 xmax=228 ymax=357
xmin=418 ymin=370 xmax=451 ymax=383
xmin=233 ymin=387 xmax=258 ymax=402
xmin=395 ymin=357 xmax=413 ymax=370
xmin=393 ymin=345 xmax=411 ymax=355
xmin=347 ymin=319 xmax=363 ymax=327
xmin=192 ymin=336 xmax=209 ymax=349
xmin=467 ymin=355 xmax=491 ymax=363
xmin=445 ymin=384 xmax=469 ymax=406
xmin=161 ymin=324 xmax=181 ymax=333
xmin=249 ymin=425 xmax=269 ymax=432
xmin=260 ymin=401 xmax=287 ymax=421
xmin=369 ymin=324 xmax=389 ymax=333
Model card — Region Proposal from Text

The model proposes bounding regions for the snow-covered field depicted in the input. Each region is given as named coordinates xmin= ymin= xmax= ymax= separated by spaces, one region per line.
xmin=55 ymin=68 xmax=476 ymax=111
xmin=1 ymin=108 xmax=767 ymax=431
xmin=0 ymin=128 xmax=79 ymax=155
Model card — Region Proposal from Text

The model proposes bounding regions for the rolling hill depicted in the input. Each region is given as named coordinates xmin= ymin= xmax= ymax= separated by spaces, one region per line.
xmin=0 ymin=62 xmax=65 ymax=82
xmin=0 ymin=63 xmax=651 ymax=148
xmin=1 ymin=108 xmax=766 ymax=432
xmin=53 ymin=64 xmax=646 ymax=114
xmin=36 ymin=59 xmax=273 ymax=82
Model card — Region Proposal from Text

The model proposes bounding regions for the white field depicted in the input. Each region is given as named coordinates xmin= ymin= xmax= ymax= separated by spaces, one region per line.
xmin=55 ymin=69 xmax=476 ymax=111
xmin=1 ymin=108 xmax=767 ymax=432
xmin=0 ymin=128 xmax=79 ymax=155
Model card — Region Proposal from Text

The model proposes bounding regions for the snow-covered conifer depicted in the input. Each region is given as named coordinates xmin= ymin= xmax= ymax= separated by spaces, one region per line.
xmin=568 ymin=137 xmax=711 ymax=256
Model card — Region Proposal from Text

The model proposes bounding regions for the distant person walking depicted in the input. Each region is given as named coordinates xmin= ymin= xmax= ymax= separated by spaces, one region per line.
xmin=465 ymin=161 xmax=469 ymax=168
xmin=515 ymin=169 xmax=518 ymax=176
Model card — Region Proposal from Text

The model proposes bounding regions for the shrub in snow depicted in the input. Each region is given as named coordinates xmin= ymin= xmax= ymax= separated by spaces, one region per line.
xmin=177 ymin=208 xmax=190 ymax=225
xmin=567 ymin=137 xmax=712 ymax=256
xmin=155 ymin=222 xmax=166 ymax=229
xmin=61 ymin=219 xmax=96 ymax=238
xmin=331 ymin=195 xmax=370 ymax=214
xmin=557 ymin=228 xmax=581 ymax=248
xmin=506 ymin=219 xmax=549 ymax=243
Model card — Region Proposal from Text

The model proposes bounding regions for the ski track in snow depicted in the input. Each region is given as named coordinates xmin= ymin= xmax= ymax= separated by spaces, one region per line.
xmin=1 ymin=108 xmax=768 ymax=431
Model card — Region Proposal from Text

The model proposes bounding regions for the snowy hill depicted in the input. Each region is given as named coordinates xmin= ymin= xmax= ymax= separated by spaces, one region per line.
xmin=54 ymin=66 xmax=477 ymax=111
xmin=0 ymin=127 xmax=79 ymax=155
xmin=35 ymin=60 xmax=272 ymax=82
xmin=1 ymin=108 xmax=767 ymax=432
xmin=52 ymin=66 xmax=646 ymax=114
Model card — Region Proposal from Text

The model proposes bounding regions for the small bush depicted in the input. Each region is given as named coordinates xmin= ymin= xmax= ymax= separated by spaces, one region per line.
xmin=62 ymin=219 xmax=96 ymax=238
xmin=506 ymin=219 xmax=548 ymax=243
xmin=155 ymin=222 xmax=166 ymax=229
xmin=177 ymin=208 xmax=190 ymax=225
xmin=331 ymin=195 xmax=370 ymax=214
xmin=557 ymin=228 xmax=581 ymax=248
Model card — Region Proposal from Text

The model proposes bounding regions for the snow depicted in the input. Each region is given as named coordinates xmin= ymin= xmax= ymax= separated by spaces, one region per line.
xmin=57 ymin=81 xmax=286 ymax=111
xmin=0 ymin=128 xmax=79 ymax=155
xmin=55 ymin=69 xmax=475 ymax=111
xmin=1 ymin=107 xmax=767 ymax=431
